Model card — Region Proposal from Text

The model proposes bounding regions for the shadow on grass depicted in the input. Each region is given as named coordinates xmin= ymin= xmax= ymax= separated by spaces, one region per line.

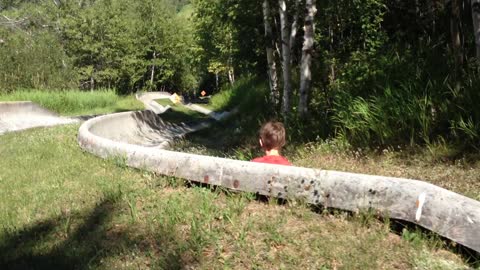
xmin=0 ymin=195 xmax=188 ymax=270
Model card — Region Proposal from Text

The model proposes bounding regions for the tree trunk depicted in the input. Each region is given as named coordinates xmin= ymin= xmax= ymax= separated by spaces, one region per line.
xmin=262 ymin=0 xmax=280 ymax=107
xmin=90 ymin=75 xmax=94 ymax=91
xmin=298 ymin=0 xmax=316 ymax=118
xmin=228 ymin=68 xmax=235 ymax=85
xmin=289 ymin=0 xmax=301 ymax=59
xmin=429 ymin=0 xmax=437 ymax=35
xmin=450 ymin=0 xmax=463 ymax=79
xmin=473 ymin=0 xmax=480 ymax=60
xmin=279 ymin=0 xmax=292 ymax=117
xmin=150 ymin=51 xmax=156 ymax=86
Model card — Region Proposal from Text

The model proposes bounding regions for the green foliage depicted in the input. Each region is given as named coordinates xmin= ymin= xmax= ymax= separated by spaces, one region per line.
xmin=2 ymin=0 xmax=480 ymax=149
xmin=0 ymin=28 xmax=76 ymax=91
xmin=209 ymin=77 xmax=268 ymax=112
xmin=192 ymin=0 xmax=264 ymax=89
xmin=58 ymin=0 xmax=197 ymax=93
xmin=330 ymin=43 xmax=480 ymax=148
xmin=0 ymin=0 xmax=197 ymax=93
xmin=332 ymin=84 xmax=433 ymax=146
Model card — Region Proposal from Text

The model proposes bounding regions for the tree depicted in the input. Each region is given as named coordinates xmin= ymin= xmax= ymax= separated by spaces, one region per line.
xmin=278 ymin=0 xmax=292 ymax=117
xmin=289 ymin=0 xmax=301 ymax=62
xmin=450 ymin=0 xmax=463 ymax=79
xmin=473 ymin=0 xmax=480 ymax=60
xmin=262 ymin=0 xmax=279 ymax=107
xmin=298 ymin=0 xmax=316 ymax=118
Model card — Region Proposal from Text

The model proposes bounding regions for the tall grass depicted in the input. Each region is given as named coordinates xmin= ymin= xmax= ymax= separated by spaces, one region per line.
xmin=0 ymin=89 xmax=143 ymax=115
xmin=327 ymin=46 xmax=480 ymax=150
xmin=209 ymin=77 xmax=269 ymax=113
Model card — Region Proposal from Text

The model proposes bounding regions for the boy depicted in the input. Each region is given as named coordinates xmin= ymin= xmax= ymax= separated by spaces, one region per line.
xmin=251 ymin=121 xmax=291 ymax=166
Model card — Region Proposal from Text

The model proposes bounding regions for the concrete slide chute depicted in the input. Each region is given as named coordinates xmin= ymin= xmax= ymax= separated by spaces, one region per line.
xmin=1 ymin=97 xmax=478 ymax=253
xmin=0 ymin=101 xmax=79 ymax=135
xmin=77 ymin=107 xmax=480 ymax=254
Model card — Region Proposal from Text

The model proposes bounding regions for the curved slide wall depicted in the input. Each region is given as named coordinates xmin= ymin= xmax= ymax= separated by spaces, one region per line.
xmin=78 ymin=110 xmax=480 ymax=253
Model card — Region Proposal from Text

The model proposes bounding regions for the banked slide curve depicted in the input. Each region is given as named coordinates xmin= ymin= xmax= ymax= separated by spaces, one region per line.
xmin=79 ymin=93 xmax=480 ymax=254
xmin=1 ymin=94 xmax=479 ymax=253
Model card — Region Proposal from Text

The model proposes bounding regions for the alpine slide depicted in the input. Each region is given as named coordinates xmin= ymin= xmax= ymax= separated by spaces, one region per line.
xmin=1 ymin=93 xmax=479 ymax=254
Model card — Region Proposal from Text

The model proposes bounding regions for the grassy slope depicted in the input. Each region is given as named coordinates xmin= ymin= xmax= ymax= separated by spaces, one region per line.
xmin=0 ymin=89 xmax=144 ymax=116
xmin=0 ymin=89 xmax=476 ymax=268
xmin=0 ymin=125 xmax=469 ymax=269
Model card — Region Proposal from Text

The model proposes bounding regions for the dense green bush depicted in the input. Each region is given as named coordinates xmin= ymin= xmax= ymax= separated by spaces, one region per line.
xmin=0 ymin=0 xmax=198 ymax=94
xmin=0 ymin=29 xmax=76 ymax=92
xmin=328 ymin=44 xmax=480 ymax=149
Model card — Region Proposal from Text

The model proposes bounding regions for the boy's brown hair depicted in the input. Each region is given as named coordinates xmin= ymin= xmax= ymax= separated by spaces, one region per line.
xmin=259 ymin=121 xmax=286 ymax=151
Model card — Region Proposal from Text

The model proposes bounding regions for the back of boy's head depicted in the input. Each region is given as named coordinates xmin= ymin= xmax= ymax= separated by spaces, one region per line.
xmin=259 ymin=121 xmax=286 ymax=150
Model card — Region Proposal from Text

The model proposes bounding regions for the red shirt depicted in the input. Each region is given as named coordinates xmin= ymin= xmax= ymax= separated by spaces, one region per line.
xmin=251 ymin=155 xmax=291 ymax=166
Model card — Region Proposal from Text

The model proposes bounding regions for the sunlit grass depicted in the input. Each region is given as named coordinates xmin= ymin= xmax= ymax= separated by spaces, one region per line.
xmin=0 ymin=89 xmax=144 ymax=116
xmin=0 ymin=125 xmax=471 ymax=269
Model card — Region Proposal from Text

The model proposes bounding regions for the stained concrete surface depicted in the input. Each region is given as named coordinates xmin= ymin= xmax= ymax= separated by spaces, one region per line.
xmin=85 ymin=110 xmax=210 ymax=148
xmin=0 ymin=101 xmax=79 ymax=135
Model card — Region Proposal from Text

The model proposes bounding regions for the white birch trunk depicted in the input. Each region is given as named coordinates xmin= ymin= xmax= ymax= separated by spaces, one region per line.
xmin=262 ymin=0 xmax=280 ymax=106
xmin=90 ymin=75 xmax=94 ymax=91
xmin=289 ymin=0 xmax=301 ymax=57
xmin=473 ymin=0 xmax=480 ymax=60
xmin=279 ymin=0 xmax=292 ymax=117
xmin=298 ymin=0 xmax=316 ymax=118
xmin=150 ymin=51 xmax=156 ymax=86
xmin=450 ymin=0 xmax=463 ymax=78
xmin=228 ymin=68 xmax=235 ymax=85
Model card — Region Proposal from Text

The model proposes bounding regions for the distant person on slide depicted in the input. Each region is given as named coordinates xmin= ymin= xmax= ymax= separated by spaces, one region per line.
xmin=251 ymin=121 xmax=291 ymax=166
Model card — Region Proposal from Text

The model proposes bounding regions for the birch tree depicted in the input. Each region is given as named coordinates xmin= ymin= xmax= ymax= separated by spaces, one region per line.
xmin=473 ymin=0 xmax=480 ymax=60
xmin=289 ymin=0 xmax=301 ymax=61
xmin=262 ymin=0 xmax=279 ymax=107
xmin=298 ymin=0 xmax=316 ymax=118
xmin=279 ymin=0 xmax=292 ymax=117
xmin=450 ymin=0 xmax=463 ymax=78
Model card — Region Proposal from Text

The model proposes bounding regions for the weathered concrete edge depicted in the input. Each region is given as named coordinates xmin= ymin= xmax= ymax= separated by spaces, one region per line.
xmin=135 ymin=91 xmax=172 ymax=114
xmin=78 ymin=111 xmax=480 ymax=253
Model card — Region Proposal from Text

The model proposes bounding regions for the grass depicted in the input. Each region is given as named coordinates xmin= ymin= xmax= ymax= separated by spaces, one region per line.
xmin=0 ymin=88 xmax=478 ymax=268
xmin=0 ymin=125 xmax=472 ymax=269
xmin=154 ymin=99 xmax=210 ymax=124
xmin=208 ymin=77 xmax=270 ymax=113
xmin=0 ymin=89 xmax=144 ymax=116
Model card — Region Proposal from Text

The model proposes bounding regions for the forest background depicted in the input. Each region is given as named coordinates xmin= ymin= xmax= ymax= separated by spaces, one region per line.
xmin=1 ymin=0 xmax=480 ymax=151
